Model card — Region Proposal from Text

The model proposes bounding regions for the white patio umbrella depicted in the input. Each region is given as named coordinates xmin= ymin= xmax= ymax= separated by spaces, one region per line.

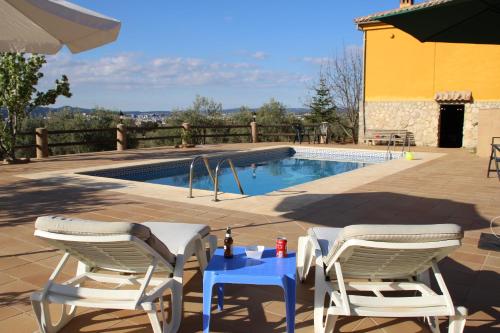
xmin=0 ymin=0 xmax=121 ymax=54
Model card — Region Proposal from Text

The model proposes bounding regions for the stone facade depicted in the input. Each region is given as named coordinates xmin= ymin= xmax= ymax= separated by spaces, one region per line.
xmin=463 ymin=101 xmax=500 ymax=149
xmin=359 ymin=100 xmax=500 ymax=148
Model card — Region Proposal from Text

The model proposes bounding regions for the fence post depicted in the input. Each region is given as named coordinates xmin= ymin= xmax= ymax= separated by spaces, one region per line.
xmin=35 ymin=127 xmax=49 ymax=158
xmin=117 ymin=124 xmax=127 ymax=151
xmin=250 ymin=121 xmax=258 ymax=143
xmin=182 ymin=122 xmax=191 ymax=146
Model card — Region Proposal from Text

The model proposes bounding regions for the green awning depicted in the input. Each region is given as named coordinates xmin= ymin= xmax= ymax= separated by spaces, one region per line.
xmin=372 ymin=0 xmax=500 ymax=45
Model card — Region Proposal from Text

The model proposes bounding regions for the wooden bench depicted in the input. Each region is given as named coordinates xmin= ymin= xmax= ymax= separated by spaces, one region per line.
xmin=364 ymin=129 xmax=415 ymax=146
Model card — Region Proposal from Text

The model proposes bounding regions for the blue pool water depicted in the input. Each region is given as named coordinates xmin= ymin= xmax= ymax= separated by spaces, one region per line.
xmin=144 ymin=156 xmax=370 ymax=196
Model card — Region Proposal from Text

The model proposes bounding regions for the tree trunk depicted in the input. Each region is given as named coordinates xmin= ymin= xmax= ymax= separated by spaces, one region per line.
xmin=352 ymin=127 xmax=358 ymax=144
xmin=7 ymin=111 xmax=17 ymax=160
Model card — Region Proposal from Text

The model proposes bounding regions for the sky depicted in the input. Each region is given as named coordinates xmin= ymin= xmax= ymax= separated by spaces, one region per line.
xmin=42 ymin=0 xmax=404 ymax=111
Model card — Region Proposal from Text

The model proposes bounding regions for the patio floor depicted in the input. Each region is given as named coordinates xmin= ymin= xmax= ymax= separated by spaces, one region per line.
xmin=0 ymin=143 xmax=498 ymax=332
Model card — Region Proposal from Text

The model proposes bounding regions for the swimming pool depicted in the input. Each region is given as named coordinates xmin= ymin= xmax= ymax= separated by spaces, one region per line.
xmin=83 ymin=147 xmax=398 ymax=196
xmin=147 ymin=157 xmax=369 ymax=195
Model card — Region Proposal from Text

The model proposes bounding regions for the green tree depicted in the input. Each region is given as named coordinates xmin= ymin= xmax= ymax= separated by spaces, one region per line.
xmin=305 ymin=75 xmax=337 ymax=124
xmin=168 ymin=95 xmax=223 ymax=126
xmin=257 ymin=98 xmax=292 ymax=124
xmin=16 ymin=107 xmax=128 ymax=156
xmin=228 ymin=106 xmax=254 ymax=143
xmin=191 ymin=95 xmax=222 ymax=118
xmin=0 ymin=53 xmax=71 ymax=160
xmin=229 ymin=106 xmax=253 ymax=125
xmin=167 ymin=95 xmax=226 ymax=145
xmin=256 ymin=99 xmax=299 ymax=142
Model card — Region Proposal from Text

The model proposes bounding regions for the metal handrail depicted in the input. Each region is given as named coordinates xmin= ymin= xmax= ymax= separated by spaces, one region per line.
xmin=213 ymin=158 xmax=244 ymax=202
xmin=188 ymin=155 xmax=215 ymax=198
xmin=386 ymin=134 xmax=397 ymax=160
xmin=386 ymin=132 xmax=411 ymax=160
xmin=403 ymin=132 xmax=411 ymax=153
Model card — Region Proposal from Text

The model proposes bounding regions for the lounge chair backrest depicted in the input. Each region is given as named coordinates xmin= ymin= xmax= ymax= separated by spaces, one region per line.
xmin=325 ymin=224 xmax=463 ymax=279
xmin=35 ymin=216 xmax=176 ymax=273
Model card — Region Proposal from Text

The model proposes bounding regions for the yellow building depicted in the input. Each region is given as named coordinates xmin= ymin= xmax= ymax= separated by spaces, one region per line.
xmin=355 ymin=0 xmax=500 ymax=148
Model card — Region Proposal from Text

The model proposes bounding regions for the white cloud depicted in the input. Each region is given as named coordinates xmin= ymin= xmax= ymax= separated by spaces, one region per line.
xmin=300 ymin=46 xmax=362 ymax=66
xmin=344 ymin=44 xmax=363 ymax=53
xmin=250 ymin=51 xmax=268 ymax=60
xmin=301 ymin=56 xmax=330 ymax=65
xmin=42 ymin=53 xmax=310 ymax=90
xmin=235 ymin=50 xmax=269 ymax=61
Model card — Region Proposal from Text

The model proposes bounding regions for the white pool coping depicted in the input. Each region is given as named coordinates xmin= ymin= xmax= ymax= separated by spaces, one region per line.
xmin=22 ymin=145 xmax=445 ymax=216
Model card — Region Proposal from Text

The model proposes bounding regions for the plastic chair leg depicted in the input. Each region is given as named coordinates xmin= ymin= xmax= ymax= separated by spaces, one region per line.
xmin=216 ymin=283 xmax=224 ymax=311
xmin=282 ymin=275 xmax=296 ymax=333
xmin=202 ymin=276 xmax=214 ymax=333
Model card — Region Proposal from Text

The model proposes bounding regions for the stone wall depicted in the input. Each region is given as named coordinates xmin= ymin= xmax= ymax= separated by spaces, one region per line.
xmin=360 ymin=101 xmax=439 ymax=146
xmin=463 ymin=102 xmax=500 ymax=149
xmin=359 ymin=100 xmax=500 ymax=148
xmin=477 ymin=108 xmax=500 ymax=158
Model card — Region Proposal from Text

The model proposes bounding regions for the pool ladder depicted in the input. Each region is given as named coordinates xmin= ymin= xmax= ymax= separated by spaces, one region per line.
xmin=188 ymin=155 xmax=244 ymax=201
xmin=188 ymin=155 xmax=214 ymax=198
xmin=213 ymin=158 xmax=244 ymax=201
xmin=386 ymin=133 xmax=411 ymax=160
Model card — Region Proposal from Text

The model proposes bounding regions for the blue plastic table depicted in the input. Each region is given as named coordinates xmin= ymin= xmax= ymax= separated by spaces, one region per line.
xmin=203 ymin=247 xmax=296 ymax=333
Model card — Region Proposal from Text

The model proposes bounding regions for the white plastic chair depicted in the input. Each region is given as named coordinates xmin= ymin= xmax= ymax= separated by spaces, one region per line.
xmin=30 ymin=216 xmax=217 ymax=333
xmin=297 ymin=224 xmax=467 ymax=333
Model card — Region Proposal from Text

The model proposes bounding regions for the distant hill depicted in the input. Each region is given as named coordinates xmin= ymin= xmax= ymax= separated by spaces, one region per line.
xmin=2 ymin=106 xmax=311 ymax=117
xmin=222 ymin=107 xmax=310 ymax=115
xmin=31 ymin=106 xmax=95 ymax=117
xmin=1 ymin=106 xmax=97 ymax=118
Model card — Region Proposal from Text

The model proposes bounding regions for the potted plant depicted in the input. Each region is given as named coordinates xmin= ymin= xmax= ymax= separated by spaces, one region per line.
xmin=180 ymin=127 xmax=195 ymax=148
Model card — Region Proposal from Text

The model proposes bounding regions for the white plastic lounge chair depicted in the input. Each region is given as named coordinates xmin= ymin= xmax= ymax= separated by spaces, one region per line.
xmin=297 ymin=224 xmax=467 ymax=333
xmin=30 ymin=216 xmax=217 ymax=333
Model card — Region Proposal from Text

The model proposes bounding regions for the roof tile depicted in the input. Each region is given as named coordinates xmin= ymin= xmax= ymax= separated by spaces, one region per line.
xmin=355 ymin=0 xmax=453 ymax=25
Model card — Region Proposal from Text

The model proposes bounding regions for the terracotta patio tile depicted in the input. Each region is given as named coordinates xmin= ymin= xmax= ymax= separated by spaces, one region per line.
xmin=336 ymin=317 xmax=386 ymax=332
xmin=0 ymin=304 xmax=23 ymax=321
xmin=105 ymin=309 xmax=153 ymax=326
xmin=1 ymin=144 xmax=499 ymax=332
xmin=449 ymin=251 xmax=486 ymax=265
xmin=0 ymin=313 xmax=39 ymax=332
xmin=484 ymin=255 xmax=500 ymax=267
xmin=370 ymin=317 xmax=430 ymax=333
xmin=0 ymin=256 xmax=31 ymax=271
xmin=104 ymin=319 xmax=152 ymax=333
xmin=0 ymin=272 xmax=16 ymax=286
xmin=487 ymin=249 xmax=500 ymax=258
xmin=208 ymin=306 xmax=288 ymax=333
xmin=4 ymin=262 xmax=53 ymax=280
xmin=0 ymin=280 xmax=38 ymax=309
xmin=58 ymin=309 xmax=122 ymax=332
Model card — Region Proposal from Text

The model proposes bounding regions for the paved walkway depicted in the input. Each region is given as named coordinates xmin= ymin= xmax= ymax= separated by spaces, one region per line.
xmin=0 ymin=143 xmax=498 ymax=332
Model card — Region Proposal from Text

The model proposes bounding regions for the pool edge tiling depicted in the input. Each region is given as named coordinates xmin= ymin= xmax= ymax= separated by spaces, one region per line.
xmin=20 ymin=146 xmax=445 ymax=216
xmin=79 ymin=146 xmax=395 ymax=180
xmin=82 ymin=147 xmax=393 ymax=196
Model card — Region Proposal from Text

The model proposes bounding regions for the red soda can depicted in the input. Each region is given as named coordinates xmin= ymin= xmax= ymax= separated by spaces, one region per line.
xmin=276 ymin=237 xmax=288 ymax=258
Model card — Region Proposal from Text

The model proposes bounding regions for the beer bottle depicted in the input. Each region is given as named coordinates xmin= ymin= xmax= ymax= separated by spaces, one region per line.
xmin=224 ymin=227 xmax=233 ymax=259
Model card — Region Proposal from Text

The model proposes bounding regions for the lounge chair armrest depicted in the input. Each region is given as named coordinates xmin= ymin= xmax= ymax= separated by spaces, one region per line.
xmin=173 ymin=234 xmax=206 ymax=279
xmin=308 ymin=236 xmax=325 ymax=258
